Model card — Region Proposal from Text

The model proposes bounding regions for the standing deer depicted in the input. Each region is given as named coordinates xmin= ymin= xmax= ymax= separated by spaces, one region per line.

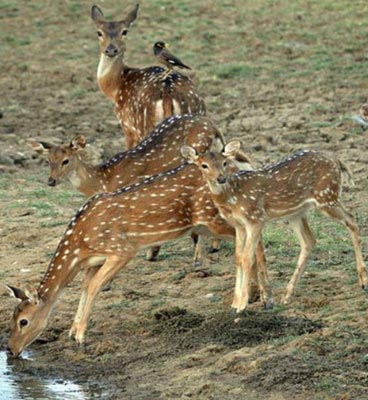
xmin=91 ymin=4 xmax=206 ymax=149
xmin=182 ymin=140 xmax=367 ymax=310
xmin=29 ymin=115 xmax=234 ymax=263
xmin=7 ymin=162 xmax=272 ymax=357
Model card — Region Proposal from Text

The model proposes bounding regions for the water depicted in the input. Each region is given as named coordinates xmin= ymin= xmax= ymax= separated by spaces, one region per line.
xmin=0 ymin=351 xmax=87 ymax=400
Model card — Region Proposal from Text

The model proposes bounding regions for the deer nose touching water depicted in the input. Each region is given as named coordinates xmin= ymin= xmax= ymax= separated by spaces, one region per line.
xmin=6 ymin=152 xmax=271 ymax=357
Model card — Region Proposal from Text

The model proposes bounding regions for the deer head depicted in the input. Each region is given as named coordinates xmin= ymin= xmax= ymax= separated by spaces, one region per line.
xmin=181 ymin=139 xmax=245 ymax=194
xmin=6 ymin=285 xmax=50 ymax=357
xmin=28 ymin=135 xmax=86 ymax=187
xmin=91 ymin=4 xmax=139 ymax=58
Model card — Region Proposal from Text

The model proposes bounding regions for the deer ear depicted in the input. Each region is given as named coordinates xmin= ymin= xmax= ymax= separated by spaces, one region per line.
xmin=234 ymin=150 xmax=252 ymax=165
xmin=181 ymin=145 xmax=198 ymax=164
xmin=24 ymin=286 xmax=41 ymax=305
xmin=223 ymin=139 xmax=242 ymax=158
xmin=70 ymin=135 xmax=86 ymax=151
xmin=27 ymin=139 xmax=53 ymax=154
xmin=124 ymin=4 xmax=139 ymax=27
xmin=91 ymin=5 xmax=105 ymax=23
xmin=6 ymin=285 xmax=28 ymax=302
xmin=233 ymin=150 xmax=254 ymax=171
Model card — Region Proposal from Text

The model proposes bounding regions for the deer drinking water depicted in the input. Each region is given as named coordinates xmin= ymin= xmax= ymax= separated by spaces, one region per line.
xmin=29 ymin=115 xmax=230 ymax=263
xmin=91 ymin=4 xmax=206 ymax=149
xmin=7 ymin=161 xmax=271 ymax=357
xmin=182 ymin=140 xmax=367 ymax=310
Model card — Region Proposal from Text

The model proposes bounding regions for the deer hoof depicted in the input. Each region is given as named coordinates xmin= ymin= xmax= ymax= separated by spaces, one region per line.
xmin=248 ymin=291 xmax=260 ymax=304
xmin=146 ymin=247 xmax=160 ymax=261
xmin=263 ymin=299 xmax=274 ymax=310
xmin=75 ymin=333 xmax=85 ymax=346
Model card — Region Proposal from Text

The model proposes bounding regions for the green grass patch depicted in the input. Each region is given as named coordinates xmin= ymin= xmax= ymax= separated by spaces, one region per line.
xmin=210 ymin=63 xmax=259 ymax=80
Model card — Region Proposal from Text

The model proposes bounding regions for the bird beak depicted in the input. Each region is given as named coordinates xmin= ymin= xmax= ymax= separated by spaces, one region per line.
xmin=165 ymin=43 xmax=170 ymax=48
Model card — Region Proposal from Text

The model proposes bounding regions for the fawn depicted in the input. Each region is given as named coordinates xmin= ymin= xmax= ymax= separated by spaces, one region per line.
xmin=182 ymin=139 xmax=367 ymax=310
xmin=29 ymin=115 xmax=232 ymax=263
xmin=91 ymin=4 xmax=206 ymax=149
xmin=7 ymin=162 xmax=271 ymax=357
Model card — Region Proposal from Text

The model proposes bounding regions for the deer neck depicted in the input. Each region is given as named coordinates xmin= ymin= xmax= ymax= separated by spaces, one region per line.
xmin=207 ymin=178 xmax=231 ymax=197
xmin=97 ymin=54 xmax=124 ymax=101
xmin=37 ymin=245 xmax=82 ymax=304
xmin=68 ymin=155 xmax=102 ymax=197
xmin=206 ymin=176 xmax=239 ymax=207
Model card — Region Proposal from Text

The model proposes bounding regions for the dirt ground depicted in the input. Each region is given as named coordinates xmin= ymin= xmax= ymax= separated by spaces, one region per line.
xmin=1 ymin=1 xmax=368 ymax=399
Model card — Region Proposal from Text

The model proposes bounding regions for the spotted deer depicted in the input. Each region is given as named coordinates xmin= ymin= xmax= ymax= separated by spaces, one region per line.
xmin=182 ymin=140 xmax=367 ymax=309
xmin=29 ymin=115 xmax=235 ymax=263
xmin=91 ymin=4 xmax=206 ymax=149
xmin=7 ymin=162 xmax=272 ymax=357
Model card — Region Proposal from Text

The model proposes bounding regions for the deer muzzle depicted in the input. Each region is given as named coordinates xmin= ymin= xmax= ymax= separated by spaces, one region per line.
xmin=217 ymin=175 xmax=227 ymax=184
xmin=7 ymin=344 xmax=21 ymax=358
xmin=47 ymin=177 xmax=57 ymax=186
xmin=104 ymin=44 xmax=119 ymax=57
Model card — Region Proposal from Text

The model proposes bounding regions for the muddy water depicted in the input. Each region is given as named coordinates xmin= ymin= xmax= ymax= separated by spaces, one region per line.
xmin=0 ymin=351 xmax=86 ymax=400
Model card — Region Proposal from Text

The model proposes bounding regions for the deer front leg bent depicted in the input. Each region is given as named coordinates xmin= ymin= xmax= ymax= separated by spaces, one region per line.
xmin=69 ymin=265 xmax=100 ymax=340
xmin=71 ymin=253 xmax=135 ymax=345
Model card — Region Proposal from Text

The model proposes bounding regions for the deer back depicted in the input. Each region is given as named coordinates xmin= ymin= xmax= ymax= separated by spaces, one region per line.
xmin=218 ymin=150 xmax=343 ymax=221
xmin=34 ymin=115 xmax=224 ymax=197
xmin=115 ymin=67 xmax=206 ymax=147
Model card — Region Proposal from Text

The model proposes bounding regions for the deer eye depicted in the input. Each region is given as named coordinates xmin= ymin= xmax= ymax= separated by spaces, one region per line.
xmin=62 ymin=159 xmax=69 ymax=166
xmin=223 ymin=161 xmax=228 ymax=167
xmin=122 ymin=29 xmax=128 ymax=36
xmin=201 ymin=163 xmax=208 ymax=169
xmin=19 ymin=319 xmax=28 ymax=327
xmin=97 ymin=31 xmax=103 ymax=37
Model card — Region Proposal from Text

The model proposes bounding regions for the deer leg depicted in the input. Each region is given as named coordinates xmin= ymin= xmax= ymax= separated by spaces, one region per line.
xmin=282 ymin=216 xmax=316 ymax=304
xmin=321 ymin=203 xmax=367 ymax=290
xmin=247 ymin=237 xmax=269 ymax=304
xmin=69 ymin=265 xmax=100 ymax=339
xmin=255 ymin=239 xmax=274 ymax=309
xmin=232 ymin=227 xmax=246 ymax=310
xmin=192 ymin=233 xmax=203 ymax=268
xmin=71 ymin=253 xmax=136 ymax=345
xmin=146 ymin=246 xmax=161 ymax=262
xmin=209 ymin=238 xmax=221 ymax=254
xmin=238 ymin=223 xmax=263 ymax=312
xmin=248 ymin=257 xmax=260 ymax=304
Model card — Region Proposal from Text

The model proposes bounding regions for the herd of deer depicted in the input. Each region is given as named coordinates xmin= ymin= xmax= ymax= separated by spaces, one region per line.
xmin=6 ymin=4 xmax=367 ymax=358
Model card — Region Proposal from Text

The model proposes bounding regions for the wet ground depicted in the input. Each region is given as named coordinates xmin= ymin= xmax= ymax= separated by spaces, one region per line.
xmin=1 ymin=1 xmax=368 ymax=399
